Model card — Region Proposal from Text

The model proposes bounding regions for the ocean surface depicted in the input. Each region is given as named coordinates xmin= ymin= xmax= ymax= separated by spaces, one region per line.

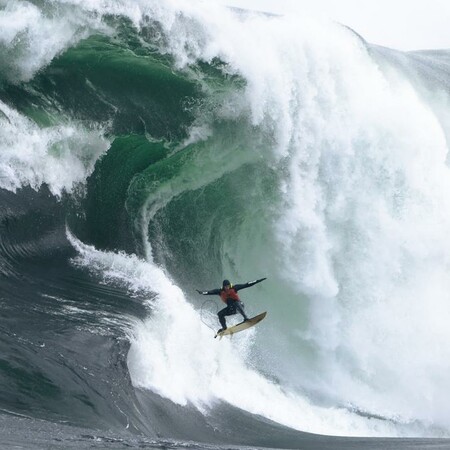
xmin=2 ymin=1 xmax=450 ymax=448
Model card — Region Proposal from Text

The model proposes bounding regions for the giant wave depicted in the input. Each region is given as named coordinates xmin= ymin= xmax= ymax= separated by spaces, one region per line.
xmin=1 ymin=0 xmax=450 ymax=448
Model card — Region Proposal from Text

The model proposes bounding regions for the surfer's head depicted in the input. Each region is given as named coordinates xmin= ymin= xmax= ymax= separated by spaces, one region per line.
xmin=222 ymin=279 xmax=231 ymax=289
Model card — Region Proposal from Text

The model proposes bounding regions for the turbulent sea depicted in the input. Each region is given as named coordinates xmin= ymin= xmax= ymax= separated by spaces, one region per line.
xmin=2 ymin=1 xmax=450 ymax=448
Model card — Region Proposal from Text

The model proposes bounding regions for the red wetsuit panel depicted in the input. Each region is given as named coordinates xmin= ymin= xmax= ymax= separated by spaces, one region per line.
xmin=220 ymin=288 xmax=240 ymax=303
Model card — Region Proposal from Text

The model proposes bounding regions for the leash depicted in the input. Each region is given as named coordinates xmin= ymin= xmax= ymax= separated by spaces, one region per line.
xmin=200 ymin=299 xmax=219 ymax=332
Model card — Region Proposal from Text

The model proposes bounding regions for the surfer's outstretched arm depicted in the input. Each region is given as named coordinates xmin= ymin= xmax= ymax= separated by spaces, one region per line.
xmin=234 ymin=277 xmax=266 ymax=292
xmin=196 ymin=288 xmax=221 ymax=295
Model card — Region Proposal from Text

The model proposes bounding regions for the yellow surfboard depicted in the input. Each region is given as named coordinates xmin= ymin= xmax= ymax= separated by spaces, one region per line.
xmin=214 ymin=312 xmax=267 ymax=339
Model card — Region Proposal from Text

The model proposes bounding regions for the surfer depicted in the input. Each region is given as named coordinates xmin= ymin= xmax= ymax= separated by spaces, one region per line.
xmin=196 ymin=278 xmax=266 ymax=334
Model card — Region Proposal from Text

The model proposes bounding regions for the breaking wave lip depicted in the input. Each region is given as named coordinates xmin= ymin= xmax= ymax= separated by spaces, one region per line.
xmin=0 ymin=100 xmax=108 ymax=196
xmin=0 ymin=0 xmax=110 ymax=83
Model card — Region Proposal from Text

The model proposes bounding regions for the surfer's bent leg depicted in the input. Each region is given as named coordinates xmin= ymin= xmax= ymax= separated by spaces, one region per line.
xmin=217 ymin=299 xmax=236 ymax=329
xmin=235 ymin=301 xmax=249 ymax=321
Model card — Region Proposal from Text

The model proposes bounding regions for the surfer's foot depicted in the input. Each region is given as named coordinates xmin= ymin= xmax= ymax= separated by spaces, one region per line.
xmin=217 ymin=327 xmax=227 ymax=333
xmin=243 ymin=318 xmax=249 ymax=322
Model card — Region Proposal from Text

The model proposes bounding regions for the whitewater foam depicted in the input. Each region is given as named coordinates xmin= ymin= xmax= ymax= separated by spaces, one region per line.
xmin=0 ymin=100 xmax=108 ymax=196
xmin=68 ymin=231 xmax=410 ymax=437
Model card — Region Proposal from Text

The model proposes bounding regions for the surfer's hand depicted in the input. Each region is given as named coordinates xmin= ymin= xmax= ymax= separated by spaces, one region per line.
xmin=257 ymin=277 xmax=267 ymax=283
xmin=196 ymin=289 xmax=203 ymax=294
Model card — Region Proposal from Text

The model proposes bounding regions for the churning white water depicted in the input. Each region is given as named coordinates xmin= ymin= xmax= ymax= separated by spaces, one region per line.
xmin=0 ymin=99 xmax=107 ymax=196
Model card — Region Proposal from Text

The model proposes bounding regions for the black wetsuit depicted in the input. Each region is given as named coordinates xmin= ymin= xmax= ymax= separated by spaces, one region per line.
xmin=197 ymin=278 xmax=266 ymax=330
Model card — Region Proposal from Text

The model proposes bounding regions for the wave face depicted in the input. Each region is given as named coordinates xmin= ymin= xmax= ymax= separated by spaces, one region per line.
xmin=2 ymin=0 xmax=450 ymax=445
